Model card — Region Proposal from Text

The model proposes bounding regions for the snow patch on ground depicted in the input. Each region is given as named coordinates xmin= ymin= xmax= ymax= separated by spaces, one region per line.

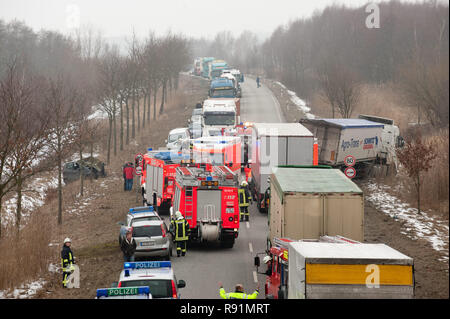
xmin=2 ymin=175 xmax=59 ymax=227
xmin=0 ymin=278 xmax=46 ymax=299
xmin=365 ymin=180 xmax=449 ymax=265
xmin=274 ymin=82 xmax=316 ymax=119
xmin=87 ymin=105 xmax=109 ymax=120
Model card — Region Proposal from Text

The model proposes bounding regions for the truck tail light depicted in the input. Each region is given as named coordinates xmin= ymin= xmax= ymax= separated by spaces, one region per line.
xmin=233 ymin=215 xmax=238 ymax=224
xmin=171 ymin=280 xmax=177 ymax=299
xmin=161 ymin=224 xmax=166 ymax=238
xmin=265 ymin=283 xmax=268 ymax=296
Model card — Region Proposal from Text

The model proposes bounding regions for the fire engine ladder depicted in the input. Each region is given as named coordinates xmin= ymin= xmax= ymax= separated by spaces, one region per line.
xmin=184 ymin=187 xmax=193 ymax=221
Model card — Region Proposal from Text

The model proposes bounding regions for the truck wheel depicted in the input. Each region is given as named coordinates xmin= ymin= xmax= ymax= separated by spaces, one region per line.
xmin=220 ymin=238 xmax=235 ymax=249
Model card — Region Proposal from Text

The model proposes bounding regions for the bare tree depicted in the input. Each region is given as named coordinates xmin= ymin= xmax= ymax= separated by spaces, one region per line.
xmin=397 ymin=132 xmax=437 ymax=215
xmin=43 ymin=75 xmax=78 ymax=225
xmin=97 ymin=47 xmax=121 ymax=164
xmin=0 ymin=62 xmax=49 ymax=236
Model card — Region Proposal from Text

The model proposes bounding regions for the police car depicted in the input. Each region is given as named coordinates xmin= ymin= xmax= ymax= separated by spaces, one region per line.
xmin=96 ymin=286 xmax=152 ymax=299
xmin=114 ymin=261 xmax=186 ymax=299
xmin=118 ymin=206 xmax=162 ymax=245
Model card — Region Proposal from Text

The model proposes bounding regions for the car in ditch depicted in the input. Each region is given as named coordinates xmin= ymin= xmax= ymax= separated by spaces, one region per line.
xmin=63 ymin=156 xmax=106 ymax=184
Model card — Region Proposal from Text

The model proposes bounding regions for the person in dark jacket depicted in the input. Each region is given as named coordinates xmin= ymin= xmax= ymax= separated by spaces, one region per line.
xmin=120 ymin=229 xmax=137 ymax=262
xmin=61 ymin=237 xmax=75 ymax=288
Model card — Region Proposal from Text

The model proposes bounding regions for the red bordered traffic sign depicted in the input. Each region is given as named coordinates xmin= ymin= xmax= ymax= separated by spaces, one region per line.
xmin=135 ymin=153 xmax=144 ymax=164
xmin=134 ymin=166 xmax=143 ymax=176
xmin=344 ymin=166 xmax=356 ymax=179
xmin=344 ymin=155 xmax=356 ymax=167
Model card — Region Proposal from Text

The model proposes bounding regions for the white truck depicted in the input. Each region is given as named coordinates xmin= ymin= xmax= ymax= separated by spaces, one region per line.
xmin=202 ymin=100 xmax=237 ymax=137
xmin=288 ymin=241 xmax=414 ymax=299
xmin=300 ymin=118 xmax=401 ymax=176
xmin=250 ymin=123 xmax=314 ymax=213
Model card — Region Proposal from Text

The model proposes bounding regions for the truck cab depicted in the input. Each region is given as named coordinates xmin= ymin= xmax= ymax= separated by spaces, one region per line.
xmin=209 ymin=60 xmax=228 ymax=79
xmin=358 ymin=114 xmax=404 ymax=167
xmin=219 ymin=73 xmax=241 ymax=98
xmin=202 ymin=102 xmax=237 ymax=137
xmin=201 ymin=57 xmax=215 ymax=78
xmin=209 ymin=78 xmax=236 ymax=99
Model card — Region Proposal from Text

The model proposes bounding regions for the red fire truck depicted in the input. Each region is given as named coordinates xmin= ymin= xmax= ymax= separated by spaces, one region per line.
xmin=141 ymin=150 xmax=190 ymax=214
xmin=254 ymin=236 xmax=360 ymax=299
xmin=171 ymin=165 xmax=240 ymax=248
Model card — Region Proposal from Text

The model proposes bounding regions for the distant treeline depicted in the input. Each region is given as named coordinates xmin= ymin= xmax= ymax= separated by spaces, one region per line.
xmin=192 ymin=0 xmax=449 ymax=126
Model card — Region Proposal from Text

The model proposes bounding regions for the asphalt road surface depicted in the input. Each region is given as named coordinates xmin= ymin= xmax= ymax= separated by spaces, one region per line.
xmin=165 ymin=76 xmax=284 ymax=299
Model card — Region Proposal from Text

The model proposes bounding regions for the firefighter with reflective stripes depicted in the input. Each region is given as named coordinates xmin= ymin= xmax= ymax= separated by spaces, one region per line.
xmin=238 ymin=181 xmax=251 ymax=221
xmin=218 ymin=281 xmax=260 ymax=299
xmin=61 ymin=237 xmax=75 ymax=288
xmin=170 ymin=211 xmax=190 ymax=257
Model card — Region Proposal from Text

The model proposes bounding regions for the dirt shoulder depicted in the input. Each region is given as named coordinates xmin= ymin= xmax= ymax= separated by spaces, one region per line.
xmin=362 ymin=194 xmax=449 ymax=299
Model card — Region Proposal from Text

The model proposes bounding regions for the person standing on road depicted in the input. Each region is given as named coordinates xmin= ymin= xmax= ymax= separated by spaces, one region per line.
xmin=238 ymin=181 xmax=251 ymax=221
xmin=124 ymin=162 xmax=134 ymax=191
xmin=120 ymin=229 xmax=137 ymax=262
xmin=256 ymin=76 xmax=260 ymax=88
xmin=61 ymin=237 xmax=75 ymax=288
xmin=218 ymin=281 xmax=260 ymax=299
xmin=170 ymin=211 xmax=190 ymax=257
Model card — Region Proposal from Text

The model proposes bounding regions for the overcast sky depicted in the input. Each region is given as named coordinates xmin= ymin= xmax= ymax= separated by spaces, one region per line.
xmin=1 ymin=0 xmax=377 ymax=40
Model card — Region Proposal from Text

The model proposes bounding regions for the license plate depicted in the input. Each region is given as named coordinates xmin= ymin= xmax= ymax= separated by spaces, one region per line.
xmin=140 ymin=242 xmax=155 ymax=246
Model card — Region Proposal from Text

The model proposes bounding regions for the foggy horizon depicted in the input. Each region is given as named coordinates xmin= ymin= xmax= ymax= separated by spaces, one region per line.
xmin=1 ymin=0 xmax=377 ymax=41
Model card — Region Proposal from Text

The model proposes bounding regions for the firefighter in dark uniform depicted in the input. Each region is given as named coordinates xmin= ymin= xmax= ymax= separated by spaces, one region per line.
xmin=170 ymin=211 xmax=190 ymax=257
xmin=238 ymin=181 xmax=251 ymax=221
xmin=61 ymin=237 xmax=75 ymax=288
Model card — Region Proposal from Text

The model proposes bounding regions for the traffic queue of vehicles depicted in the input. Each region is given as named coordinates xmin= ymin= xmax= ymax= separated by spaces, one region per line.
xmin=97 ymin=57 xmax=411 ymax=299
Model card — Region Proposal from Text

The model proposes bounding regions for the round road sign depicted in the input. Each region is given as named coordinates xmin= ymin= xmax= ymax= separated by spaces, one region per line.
xmin=135 ymin=166 xmax=143 ymax=176
xmin=344 ymin=155 xmax=356 ymax=167
xmin=344 ymin=166 xmax=356 ymax=179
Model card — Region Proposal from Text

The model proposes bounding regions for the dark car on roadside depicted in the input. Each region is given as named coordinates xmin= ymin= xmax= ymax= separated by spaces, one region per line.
xmin=63 ymin=157 xmax=106 ymax=184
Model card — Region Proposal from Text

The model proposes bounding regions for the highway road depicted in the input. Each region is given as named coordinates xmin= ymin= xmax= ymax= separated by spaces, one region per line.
xmin=165 ymin=76 xmax=285 ymax=299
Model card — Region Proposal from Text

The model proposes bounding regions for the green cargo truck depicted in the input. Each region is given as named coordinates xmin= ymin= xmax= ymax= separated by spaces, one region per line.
xmin=268 ymin=167 xmax=364 ymax=246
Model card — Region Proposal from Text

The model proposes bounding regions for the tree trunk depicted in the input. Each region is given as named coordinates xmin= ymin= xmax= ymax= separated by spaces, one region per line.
xmin=159 ymin=80 xmax=166 ymax=115
xmin=142 ymin=93 xmax=147 ymax=128
xmin=80 ymin=149 xmax=84 ymax=197
xmin=15 ymin=171 xmax=23 ymax=235
xmin=0 ymin=194 xmax=3 ymax=238
xmin=119 ymin=97 xmax=124 ymax=151
xmin=153 ymin=88 xmax=157 ymax=120
xmin=113 ymin=102 xmax=117 ymax=156
xmin=132 ymin=89 xmax=136 ymax=139
xmin=417 ymin=174 xmax=421 ymax=215
xmin=136 ymin=90 xmax=140 ymax=132
xmin=57 ymin=150 xmax=63 ymax=225
xmin=125 ymin=97 xmax=130 ymax=145
xmin=147 ymin=88 xmax=152 ymax=123
xmin=107 ymin=117 xmax=112 ymax=165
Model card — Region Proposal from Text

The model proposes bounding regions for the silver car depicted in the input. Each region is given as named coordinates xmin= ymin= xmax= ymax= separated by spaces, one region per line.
xmin=118 ymin=206 xmax=162 ymax=246
xmin=131 ymin=219 xmax=173 ymax=260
